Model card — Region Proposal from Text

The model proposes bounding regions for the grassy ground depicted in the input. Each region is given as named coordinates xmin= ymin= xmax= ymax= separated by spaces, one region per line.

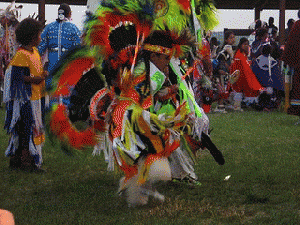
xmin=1 ymin=107 xmax=300 ymax=225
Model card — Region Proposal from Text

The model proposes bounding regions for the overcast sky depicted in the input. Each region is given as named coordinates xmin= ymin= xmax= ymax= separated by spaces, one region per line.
xmin=0 ymin=3 xmax=298 ymax=32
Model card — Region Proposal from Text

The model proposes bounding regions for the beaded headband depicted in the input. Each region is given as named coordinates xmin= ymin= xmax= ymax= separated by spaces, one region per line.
xmin=143 ymin=44 xmax=173 ymax=56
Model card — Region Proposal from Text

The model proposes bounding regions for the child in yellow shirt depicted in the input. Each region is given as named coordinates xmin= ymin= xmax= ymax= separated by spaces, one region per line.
xmin=3 ymin=18 xmax=48 ymax=172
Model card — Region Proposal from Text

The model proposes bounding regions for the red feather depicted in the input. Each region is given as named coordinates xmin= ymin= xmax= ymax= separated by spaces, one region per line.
xmin=50 ymin=104 xmax=71 ymax=136
xmin=50 ymin=104 xmax=97 ymax=149
xmin=89 ymin=13 xmax=152 ymax=57
xmin=176 ymin=0 xmax=191 ymax=13
xmin=163 ymin=129 xmax=180 ymax=157
xmin=54 ymin=57 xmax=95 ymax=97
xmin=118 ymin=157 xmax=138 ymax=182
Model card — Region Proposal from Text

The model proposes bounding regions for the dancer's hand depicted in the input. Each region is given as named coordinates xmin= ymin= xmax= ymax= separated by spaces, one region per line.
xmin=31 ymin=76 xmax=45 ymax=84
xmin=42 ymin=71 xmax=49 ymax=78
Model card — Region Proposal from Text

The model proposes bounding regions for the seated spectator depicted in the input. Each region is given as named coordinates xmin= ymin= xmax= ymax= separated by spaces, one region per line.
xmin=230 ymin=37 xmax=263 ymax=110
xmin=252 ymin=44 xmax=284 ymax=110
xmin=213 ymin=30 xmax=236 ymax=113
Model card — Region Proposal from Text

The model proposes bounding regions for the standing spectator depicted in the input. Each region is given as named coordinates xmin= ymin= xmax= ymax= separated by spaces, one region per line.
xmin=210 ymin=36 xmax=220 ymax=59
xmin=269 ymin=29 xmax=282 ymax=60
xmin=285 ymin=18 xmax=295 ymax=43
xmin=250 ymin=27 xmax=269 ymax=62
xmin=267 ymin=17 xmax=278 ymax=40
xmin=38 ymin=3 xmax=81 ymax=90
xmin=3 ymin=18 xmax=47 ymax=172
xmin=213 ymin=30 xmax=235 ymax=113
xmin=282 ymin=9 xmax=300 ymax=122
xmin=249 ymin=19 xmax=263 ymax=45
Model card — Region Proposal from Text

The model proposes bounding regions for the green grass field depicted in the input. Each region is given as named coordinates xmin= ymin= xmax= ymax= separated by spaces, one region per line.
xmin=1 ymin=107 xmax=300 ymax=225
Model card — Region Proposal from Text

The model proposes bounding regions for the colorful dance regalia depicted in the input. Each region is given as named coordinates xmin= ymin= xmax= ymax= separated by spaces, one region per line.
xmin=106 ymin=62 xmax=187 ymax=186
xmin=0 ymin=1 xmax=22 ymax=80
xmin=105 ymin=54 xmax=223 ymax=193
xmin=150 ymin=58 xmax=211 ymax=180
xmin=230 ymin=49 xmax=262 ymax=97
xmin=251 ymin=54 xmax=284 ymax=91
xmin=193 ymin=38 xmax=213 ymax=107
xmin=3 ymin=47 xmax=45 ymax=167
xmin=282 ymin=19 xmax=300 ymax=116
xmin=0 ymin=25 xmax=18 ymax=78
xmin=38 ymin=19 xmax=81 ymax=90
xmin=48 ymin=0 xmax=223 ymax=206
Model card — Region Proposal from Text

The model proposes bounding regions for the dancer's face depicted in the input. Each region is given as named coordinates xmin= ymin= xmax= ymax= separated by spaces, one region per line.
xmin=150 ymin=53 xmax=171 ymax=75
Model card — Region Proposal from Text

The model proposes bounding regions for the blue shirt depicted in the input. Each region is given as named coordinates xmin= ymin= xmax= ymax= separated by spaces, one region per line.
xmin=38 ymin=20 xmax=81 ymax=89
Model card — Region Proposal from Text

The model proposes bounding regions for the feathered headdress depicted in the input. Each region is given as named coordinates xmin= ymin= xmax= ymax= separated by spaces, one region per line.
xmin=152 ymin=0 xmax=218 ymax=50
xmin=83 ymin=0 xmax=156 ymax=58
xmin=192 ymin=0 xmax=219 ymax=32
xmin=153 ymin=0 xmax=190 ymax=32
xmin=143 ymin=26 xmax=196 ymax=58
xmin=48 ymin=0 xmax=157 ymax=151
xmin=0 ymin=1 xmax=23 ymax=25
xmin=48 ymin=0 xmax=218 ymax=152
